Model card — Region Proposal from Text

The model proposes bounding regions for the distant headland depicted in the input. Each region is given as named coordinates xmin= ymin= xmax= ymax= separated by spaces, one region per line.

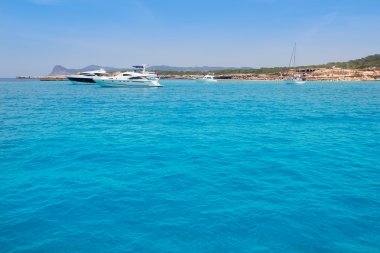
xmin=17 ymin=54 xmax=380 ymax=81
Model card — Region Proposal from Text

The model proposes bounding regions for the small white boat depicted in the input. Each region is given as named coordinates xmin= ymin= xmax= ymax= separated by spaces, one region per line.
xmin=197 ymin=74 xmax=218 ymax=82
xmin=94 ymin=65 xmax=161 ymax=88
xmin=67 ymin=68 xmax=107 ymax=84
xmin=285 ymin=76 xmax=306 ymax=85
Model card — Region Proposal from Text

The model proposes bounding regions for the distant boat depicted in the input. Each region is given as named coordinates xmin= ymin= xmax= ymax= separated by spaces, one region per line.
xmin=197 ymin=74 xmax=218 ymax=82
xmin=67 ymin=68 xmax=107 ymax=84
xmin=285 ymin=76 xmax=306 ymax=85
xmin=285 ymin=43 xmax=307 ymax=85
xmin=93 ymin=65 xmax=161 ymax=88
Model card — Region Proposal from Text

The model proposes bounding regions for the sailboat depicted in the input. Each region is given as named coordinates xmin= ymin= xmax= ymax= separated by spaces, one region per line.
xmin=285 ymin=43 xmax=307 ymax=85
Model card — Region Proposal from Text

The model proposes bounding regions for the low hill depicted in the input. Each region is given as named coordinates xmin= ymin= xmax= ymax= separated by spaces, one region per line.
xmin=314 ymin=54 xmax=380 ymax=69
xmin=213 ymin=54 xmax=380 ymax=75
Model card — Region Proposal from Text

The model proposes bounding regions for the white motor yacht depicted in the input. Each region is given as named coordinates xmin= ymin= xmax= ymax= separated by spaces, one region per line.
xmin=67 ymin=68 xmax=107 ymax=84
xmin=94 ymin=65 xmax=161 ymax=87
xmin=197 ymin=74 xmax=218 ymax=82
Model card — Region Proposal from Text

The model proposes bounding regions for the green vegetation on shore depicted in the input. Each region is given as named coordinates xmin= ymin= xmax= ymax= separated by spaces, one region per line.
xmin=152 ymin=54 xmax=380 ymax=75
xmin=312 ymin=54 xmax=380 ymax=69
xmin=152 ymin=68 xmax=286 ymax=75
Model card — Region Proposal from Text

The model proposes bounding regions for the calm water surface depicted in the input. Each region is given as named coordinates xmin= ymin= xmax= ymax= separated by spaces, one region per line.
xmin=0 ymin=79 xmax=379 ymax=252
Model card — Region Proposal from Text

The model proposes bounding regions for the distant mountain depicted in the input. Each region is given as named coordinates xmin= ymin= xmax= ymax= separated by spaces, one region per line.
xmin=149 ymin=65 xmax=251 ymax=72
xmin=49 ymin=65 xmax=251 ymax=75
xmin=49 ymin=65 xmax=123 ymax=76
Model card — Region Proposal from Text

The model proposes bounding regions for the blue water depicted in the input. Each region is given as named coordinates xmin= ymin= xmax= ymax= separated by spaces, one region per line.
xmin=0 ymin=79 xmax=379 ymax=253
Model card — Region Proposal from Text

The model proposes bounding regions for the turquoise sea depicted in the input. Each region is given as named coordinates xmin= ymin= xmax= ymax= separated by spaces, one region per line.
xmin=0 ymin=79 xmax=379 ymax=253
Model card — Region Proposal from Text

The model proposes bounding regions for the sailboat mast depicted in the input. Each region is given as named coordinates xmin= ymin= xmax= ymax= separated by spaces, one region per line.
xmin=285 ymin=43 xmax=297 ymax=77
xmin=288 ymin=43 xmax=297 ymax=68
xmin=294 ymin=43 xmax=297 ymax=68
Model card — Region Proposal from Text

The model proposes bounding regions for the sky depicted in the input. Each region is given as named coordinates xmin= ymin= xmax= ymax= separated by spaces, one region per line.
xmin=0 ymin=0 xmax=379 ymax=77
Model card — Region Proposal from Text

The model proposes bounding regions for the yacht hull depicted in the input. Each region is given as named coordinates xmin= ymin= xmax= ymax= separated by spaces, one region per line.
xmin=287 ymin=81 xmax=306 ymax=85
xmin=196 ymin=79 xmax=218 ymax=83
xmin=67 ymin=76 xmax=96 ymax=85
xmin=285 ymin=79 xmax=306 ymax=85
xmin=94 ymin=79 xmax=161 ymax=88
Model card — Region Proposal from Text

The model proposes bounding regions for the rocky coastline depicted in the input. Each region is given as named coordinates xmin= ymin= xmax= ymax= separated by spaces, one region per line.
xmin=160 ymin=67 xmax=380 ymax=81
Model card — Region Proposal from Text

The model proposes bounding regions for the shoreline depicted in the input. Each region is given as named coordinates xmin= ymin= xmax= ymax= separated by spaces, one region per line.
xmin=15 ymin=67 xmax=380 ymax=82
xmin=158 ymin=67 xmax=380 ymax=82
xmin=11 ymin=77 xmax=380 ymax=83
